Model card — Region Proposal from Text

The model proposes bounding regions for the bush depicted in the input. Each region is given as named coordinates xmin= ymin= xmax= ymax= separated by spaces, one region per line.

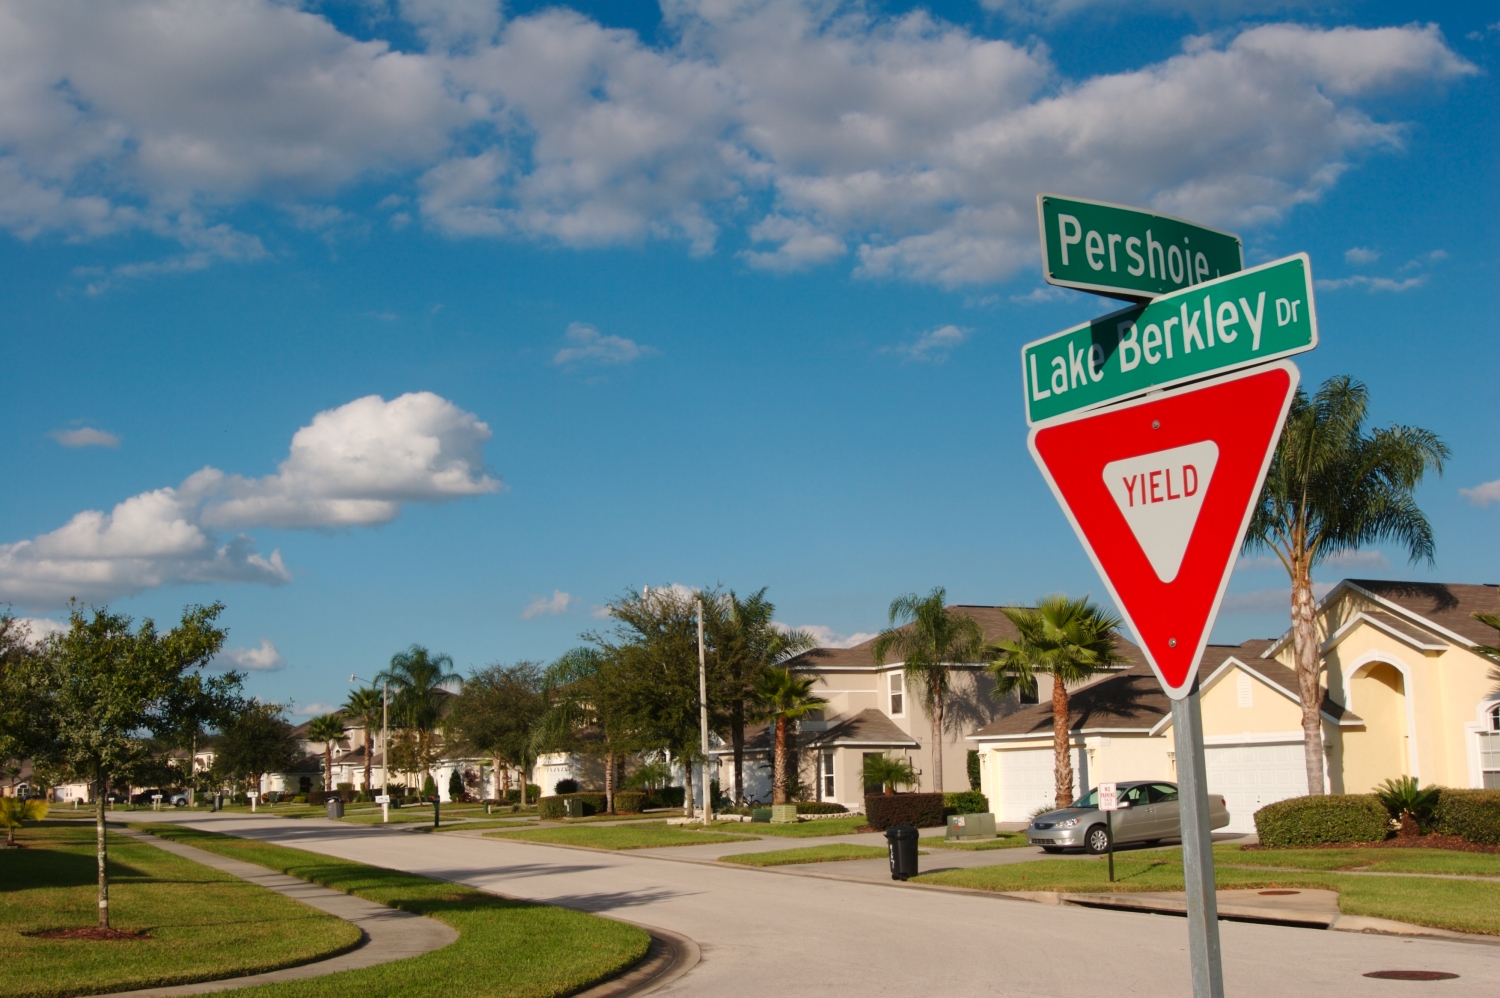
xmin=537 ymin=792 xmax=608 ymax=819
xmin=795 ymin=801 xmax=847 ymax=814
xmin=943 ymin=791 xmax=989 ymax=816
xmin=651 ymin=787 xmax=686 ymax=809
xmin=1253 ymin=794 xmax=1388 ymax=847
xmin=292 ymin=794 xmax=308 ymax=804
xmin=1433 ymin=789 xmax=1500 ymax=845
xmin=613 ymin=791 xmax=648 ymax=813
xmin=502 ymin=786 xmax=542 ymax=804
xmin=232 ymin=794 xmax=249 ymax=806
xmin=554 ymin=778 xmax=580 ymax=795
xmin=336 ymin=782 xmax=354 ymax=792
xmin=865 ymin=793 xmax=945 ymax=831
xmin=307 ymin=789 xmax=348 ymax=806
xmin=967 ymin=750 xmax=981 ymax=792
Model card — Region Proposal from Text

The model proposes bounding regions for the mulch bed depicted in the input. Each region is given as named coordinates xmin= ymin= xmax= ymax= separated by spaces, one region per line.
xmin=24 ymin=927 xmax=152 ymax=941
xmin=1243 ymin=834 xmax=1500 ymax=855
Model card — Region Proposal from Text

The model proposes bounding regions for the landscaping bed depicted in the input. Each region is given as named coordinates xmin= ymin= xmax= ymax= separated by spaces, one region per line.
xmin=1 ymin=822 xmax=362 ymax=998
xmin=140 ymin=824 xmax=650 ymax=998
xmin=719 ymin=845 xmax=891 ymax=867
xmin=486 ymin=822 xmax=758 ymax=850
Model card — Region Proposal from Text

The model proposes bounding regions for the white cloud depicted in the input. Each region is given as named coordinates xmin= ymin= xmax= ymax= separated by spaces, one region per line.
xmin=0 ymin=391 xmax=497 ymax=608
xmin=1320 ymin=549 xmax=1390 ymax=569
xmin=785 ymin=623 xmax=878 ymax=649
xmin=522 ymin=590 xmax=574 ymax=619
xmin=1344 ymin=246 xmax=1379 ymax=264
xmin=1220 ymin=582 xmax=1335 ymax=613
xmin=1315 ymin=274 xmax=1425 ymax=292
xmin=209 ymin=638 xmax=286 ymax=672
xmin=50 ymin=426 xmax=120 ymax=448
xmin=1461 ymin=480 xmax=1500 ymax=507
xmin=0 ymin=4 xmax=1473 ymax=287
xmin=553 ymin=322 xmax=651 ymax=367
xmin=15 ymin=616 xmax=68 ymax=645
xmin=886 ymin=324 xmax=968 ymax=362
xmin=292 ymin=702 xmax=340 ymax=717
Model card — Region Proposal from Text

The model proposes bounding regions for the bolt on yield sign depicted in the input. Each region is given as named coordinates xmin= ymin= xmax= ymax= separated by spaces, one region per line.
xmin=1027 ymin=362 xmax=1299 ymax=698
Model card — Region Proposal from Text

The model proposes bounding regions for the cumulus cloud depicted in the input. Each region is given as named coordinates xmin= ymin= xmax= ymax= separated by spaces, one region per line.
xmin=209 ymin=638 xmax=286 ymax=672
xmin=522 ymin=590 xmax=574 ymax=619
xmin=1461 ymin=480 xmax=1500 ymax=507
xmin=784 ymin=623 xmax=878 ymax=649
xmin=0 ymin=391 xmax=498 ymax=608
xmin=0 ymin=3 xmax=1474 ymax=287
xmin=886 ymin=324 xmax=968 ymax=362
xmin=552 ymin=323 xmax=652 ymax=367
xmin=1316 ymin=274 xmax=1424 ymax=292
xmin=292 ymin=702 xmax=340 ymax=716
xmin=50 ymin=426 xmax=120 ymax=448
xmin=14 ymin=616 xmax=68 ymax=644
xmin=1344 ymin=246 xmax=1380 ymax=264
xmin=1221 ymin=582 xmax=1335 ymax=613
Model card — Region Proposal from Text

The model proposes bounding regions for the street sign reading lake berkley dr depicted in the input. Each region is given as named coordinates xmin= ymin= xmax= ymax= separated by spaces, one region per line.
xmin=1027 ymin=362 xmax=1299 ymax=698
xmin=1022 ymin=253 xmax=1316 ymax=425
xmin=1037 ymin=193 xmax=1243 ymax=301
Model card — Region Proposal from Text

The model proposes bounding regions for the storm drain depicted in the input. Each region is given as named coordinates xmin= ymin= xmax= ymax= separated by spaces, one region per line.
xmin=1363 ymin=971 xmax=1460 ymax=981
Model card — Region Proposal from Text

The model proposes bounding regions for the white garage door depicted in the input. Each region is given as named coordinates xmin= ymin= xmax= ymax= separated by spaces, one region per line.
xmin=994 ymin=747 xmax=1086 ymax=822
xmin=1205 ymin=742 xmax=1308 ymax=834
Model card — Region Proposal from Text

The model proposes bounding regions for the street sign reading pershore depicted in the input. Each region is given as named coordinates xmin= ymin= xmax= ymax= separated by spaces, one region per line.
xmin=1021 ymin=253 xmax=1315 ymax=425
xmin=1037 ymin=193 xmax=1243 ymax=301
xmin=1099 ymin=783 xmax=1119 ymax=811
xmin=1028 ymin=362 xmax=1299 ymax=698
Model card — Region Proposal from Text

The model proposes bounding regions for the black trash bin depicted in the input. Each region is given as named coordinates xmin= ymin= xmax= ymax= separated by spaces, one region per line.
xmin=885 ymin=824 xmax=919 ymax=881
xmin=326 ymin=798 xmax=345 ymax=819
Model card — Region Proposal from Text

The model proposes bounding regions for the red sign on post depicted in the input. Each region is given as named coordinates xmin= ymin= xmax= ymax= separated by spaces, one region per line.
xmin=1028 ymin=362 xmax=1298 ymax=697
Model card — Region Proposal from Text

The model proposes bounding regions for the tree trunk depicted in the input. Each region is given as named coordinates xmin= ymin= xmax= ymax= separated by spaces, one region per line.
xmin=731 ymin=708 xmax=746 ymax=806
xmin=1052 ymin=678 xmax=1075 ymax=808
xmin=771 ymin=717 xmax=788 ymax=805
xmin=1291 ymin=567 xmax=1326 ymax=795
xmin=95 ymin=776 xmax=109 ymax=928
xmin=520 ymin=760 xmax=529 ymax=807
xmin=930 ymin=689 xmax=945 ymax=795
xmin=364 ymin=729 xmax=374 ymax=793
xmin=605 ymin=749 xmax=615 ymax=814
xmin=682 ymin=751 xmax=694 ymax=818
xmin=324 ymin=744 xmax=333 ymax=792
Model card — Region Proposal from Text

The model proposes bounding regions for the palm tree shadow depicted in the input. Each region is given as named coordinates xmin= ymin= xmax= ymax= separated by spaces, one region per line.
xmin=1064 ymin=672 xmax=1165 ymax=729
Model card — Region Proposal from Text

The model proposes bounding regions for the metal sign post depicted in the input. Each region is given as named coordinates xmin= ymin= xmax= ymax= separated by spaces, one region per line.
xmin=1098 ymin=783 xmax=1118 ymax=883
xmin=1173 ymin=689 xmax=1223 ymax=998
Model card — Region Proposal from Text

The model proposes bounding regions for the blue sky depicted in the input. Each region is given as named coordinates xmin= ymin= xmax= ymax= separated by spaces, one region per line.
xmin=2 ymin=0 xmax=1496 ymax=715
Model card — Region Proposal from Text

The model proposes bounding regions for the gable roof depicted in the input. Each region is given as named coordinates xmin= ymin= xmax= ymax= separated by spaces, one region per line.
xmin=1197 ymin=641 xmax=1360 ymax=726
xmin=1267 ymin=580 xmax=1500 ymax=657
xmin=803 ymin=708 xmax=922 ymax=749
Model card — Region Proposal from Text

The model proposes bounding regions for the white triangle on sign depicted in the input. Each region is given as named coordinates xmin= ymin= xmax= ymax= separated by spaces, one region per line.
xmin=1102 ymin=440 xmax=1220 ymax=583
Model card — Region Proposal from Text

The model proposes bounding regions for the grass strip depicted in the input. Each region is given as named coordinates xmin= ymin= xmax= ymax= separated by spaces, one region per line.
xmin=719 ymin=845 xmax=891 ymax=866
xmin=925 ymin=834 xmax=1031 ymax=851
xmin=706 ymin=816 xmax=869 ymax=838
xmin=1 ymin=823 xmax=361 ymax=998
xmin=913 ymin=853 xmax=1500 ymax=936
xmin=1212 ymin=844 xmax=1500 ymax=877
xmin=487 ymin=823 xmax=757 ymax=850
xmin=139 ymin=824 xmax=649 ymax=998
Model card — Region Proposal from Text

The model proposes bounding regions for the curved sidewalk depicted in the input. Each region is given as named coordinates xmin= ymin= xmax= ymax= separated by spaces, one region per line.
xmin=100 ymin=828 xmax=458 ymax=997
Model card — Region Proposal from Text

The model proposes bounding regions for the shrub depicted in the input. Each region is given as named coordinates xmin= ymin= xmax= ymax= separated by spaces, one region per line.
xmin=613 ymin=791 xmax=648 ymax=813
xmin=967 ymin=750 xmax=981 ymax=792
xmin=232 ymin=794 xmax=249 ymax=806
xmin=1433 ymin=789 xmax=1500 ymax=845
xmin=422 ymin=774 xmax=438 ymax=798
xmin=292 ymin=794 xmax=308 ymax=804
xmin=502 ymin=786 xmax=542 ymax=803
xmin=554 ymin=778 xmax=580 ymax=795
xmin=1375 ymin=776 xmax=1440 ymax=833
xmin=1253 ymin=794 xmax=1388 ymax=847
xmin=795 ymin=801 xmax=847 ymax=814
xmin=336 ymin=782 xmax=354 ymax=792
xmin=943 ymin=791 xmax=989 ymax=816
xmin=865 ymin=793 xmax=945 ymax=831
xmin=307 ymin=789 xmax=349 ymax=806
xmin=448 ymin=770 xmax=465 ymax=800
xmin=651 ymin=787 xmax=686 ymax=809
xmin=537 ymin=792 xmax=608 ymax=819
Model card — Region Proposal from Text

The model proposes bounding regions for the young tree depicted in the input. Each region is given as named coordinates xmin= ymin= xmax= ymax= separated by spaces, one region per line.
xmin=987 ymin=595 xmax=1124 ymax=808
xmin=0 ymin=615 xmax=46 ymax=791
xmin=706 ymin=589 xmax=816 ymax=806
xmin=214 ymin=700 xmax=301 ymax=796
xmin=1244 ymin=376 xmax=1447 ymax=795
xmin=0 ymin=796 xmax=47 ymax=847
xmin=30 ymin=603 xmax=237 ymax=928
xmin=306 ymin=714 xmax=346 ymax=792
xmin=447 ymin=661 xmax=546 ymax=806
xmin=376 ymin=645 xmax=461 ymax=789
xmin=342 ymin=687 xmax=384 ymax=793
xmin=530 ymin=648 xmax=632 ymax=811
xmin=752 ymin=667 xmax=826 ymax=805
xmin=870 ymin=588 xmax=985 ymax=794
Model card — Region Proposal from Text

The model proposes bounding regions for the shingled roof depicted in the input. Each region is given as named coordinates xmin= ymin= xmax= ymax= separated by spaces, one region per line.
xmin=803 ymin=708 xmax=921 ymax=749
xmin=1342 ymin=580 xmax=1500 ymax=648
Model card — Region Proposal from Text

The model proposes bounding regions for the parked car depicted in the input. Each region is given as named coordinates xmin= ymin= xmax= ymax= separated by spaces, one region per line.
xmin=168 ymin=792 xmax=189 ymax=807
xmin=1026 ymin=781 xmax=1230 ymax=854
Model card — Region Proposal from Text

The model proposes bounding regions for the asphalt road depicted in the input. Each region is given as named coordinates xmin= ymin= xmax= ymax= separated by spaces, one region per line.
xmin=121 ymin=812 xmax=1500 ymax=997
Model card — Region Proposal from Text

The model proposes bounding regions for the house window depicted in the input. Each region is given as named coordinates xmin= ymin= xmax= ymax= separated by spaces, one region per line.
xmin=1481 ymin=705 xmax=1500 ymax=790
xmin=821 ymin=753 xmax=835 ymax=799
xmin=890 ymin=672 xmax=904 ymax=716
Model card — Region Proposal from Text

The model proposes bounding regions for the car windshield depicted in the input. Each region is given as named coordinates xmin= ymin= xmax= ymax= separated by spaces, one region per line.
xmin=1070 ymin=789 xmax=1099 ymax=808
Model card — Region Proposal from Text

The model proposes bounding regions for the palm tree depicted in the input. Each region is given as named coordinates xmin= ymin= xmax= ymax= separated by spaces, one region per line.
xmin=870 ymin=588 xmax=985 ymax=794
xmin=708 ymin=589 xmax=817 ymax=805
xmin=862 ymin=754 xmax=916 ymax=796
xmin=306 ymin=714 xmax=346 ymax=792
xmin=1244 ymin=376 xmax=1447 ymax=795
xmin=342 ymin=688 xmax=383 ymax=794
xmin=531 ymin=648 xmax=625 ymax=811
xmin=987 ymin=595 xmax=1124 ymax=809
xmin=752 ymin=667 xmax=826 ymax=805
xmin=376 ymin=645 xmax=462 ymax=790
xmin=448 ymin=662 xmax=546 ymax=806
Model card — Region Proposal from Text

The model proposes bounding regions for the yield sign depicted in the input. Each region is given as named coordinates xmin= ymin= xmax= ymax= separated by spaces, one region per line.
xmin=1027 ymin=361 xmax=1299 ymax=697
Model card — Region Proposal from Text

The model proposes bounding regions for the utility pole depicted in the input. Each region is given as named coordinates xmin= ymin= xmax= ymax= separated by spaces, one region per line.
xmin=381 ymin=681 xmax=389 ymax=824
xmin=698 ymin=597 xmax=712 ymax=825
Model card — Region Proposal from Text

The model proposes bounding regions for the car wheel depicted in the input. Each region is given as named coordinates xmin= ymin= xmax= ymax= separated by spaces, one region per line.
xmin=1086 ymin=824 xmax=1112 ymax=855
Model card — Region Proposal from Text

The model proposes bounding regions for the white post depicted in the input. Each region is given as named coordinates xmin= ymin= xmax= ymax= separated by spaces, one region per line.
xmin=698 ymin=598 xmax=712 ymax=825
xmin=1172 ymin=688 xmax=1224 ymax=998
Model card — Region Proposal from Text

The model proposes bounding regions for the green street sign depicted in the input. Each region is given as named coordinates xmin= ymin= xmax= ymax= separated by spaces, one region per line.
xmin=1038 ymin=193 xmax=1243 ymax=301
xmin=1021 ymin=253 xmax=1316 ymax=425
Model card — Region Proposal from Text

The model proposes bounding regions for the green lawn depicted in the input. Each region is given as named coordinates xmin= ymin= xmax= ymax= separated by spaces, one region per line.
xmin=0 ymin=823 xmax=362 ymax=998
xmin=1214 ymin=844 xmax=1500 ymax=877
xmin=487 ymin=822 xmax=758 ymax=850
xmin=914 ymin=853 xmax=1500 ymax=936
xmin=719 ymin=844 xmax=890 ymax=866
xmin=926 ymin=834 xmax=1032 ymax=851
xmin=707 ymin=816 xmax=868 ymax=838
xmin=139 ymin=824 xmax=650 ymax=998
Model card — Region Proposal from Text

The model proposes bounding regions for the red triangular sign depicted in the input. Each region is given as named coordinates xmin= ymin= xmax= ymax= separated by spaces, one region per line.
xmin=1028 ymin=362 xmax=1299 ymax=698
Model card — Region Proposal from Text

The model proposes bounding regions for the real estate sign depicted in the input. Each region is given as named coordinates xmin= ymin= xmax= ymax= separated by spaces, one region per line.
xmin=1037 ymin=193 xmax=1243 ymax=301
xmin=1021 ymin=253 xmax=1316 ymax=425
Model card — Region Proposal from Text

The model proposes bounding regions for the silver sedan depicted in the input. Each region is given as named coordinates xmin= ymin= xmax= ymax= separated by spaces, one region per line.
xmin=1026 ymin=781 xmax=1230 ymax=854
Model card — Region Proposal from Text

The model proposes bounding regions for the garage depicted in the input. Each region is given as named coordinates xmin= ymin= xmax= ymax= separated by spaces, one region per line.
xmin=1205 ymin=742 xmax=1309 ymax=834
xmin=992 ymin=747 xmax=1086 ymax=822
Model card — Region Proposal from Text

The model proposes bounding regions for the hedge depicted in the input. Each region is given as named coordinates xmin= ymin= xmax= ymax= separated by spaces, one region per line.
xmin=537 ymin=792 xmax=608 ymax=819
xmin=796 ymin=801 xmax=848 ymax=814
xmin=1433 ymin=789 xmax=1500 ymax=845
xmin=1253 ymin=794 xmax=1388 ymax=847
xmin=652 ymin=787 xmax=686 ymax=808
xmin=501 ymin=786 xmax=542 ymax=804
xmin=944 ymin=791 xmax=989 ymax=816
xmin=307 ymin=790 xmax=347 ymax=806
xmin=613 ymin=791 xmax=648 ymax=813
xmin=865 ymin=793 xmax=945 ymax=831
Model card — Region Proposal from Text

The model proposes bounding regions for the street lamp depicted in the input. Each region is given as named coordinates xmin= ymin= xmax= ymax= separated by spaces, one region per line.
xmin=350 ymin=674 xmax=390 ymax=823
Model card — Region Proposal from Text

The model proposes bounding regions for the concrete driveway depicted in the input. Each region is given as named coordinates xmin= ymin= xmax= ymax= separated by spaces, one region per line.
xmin=120 ymin=811 xmax=1500 ymax=997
